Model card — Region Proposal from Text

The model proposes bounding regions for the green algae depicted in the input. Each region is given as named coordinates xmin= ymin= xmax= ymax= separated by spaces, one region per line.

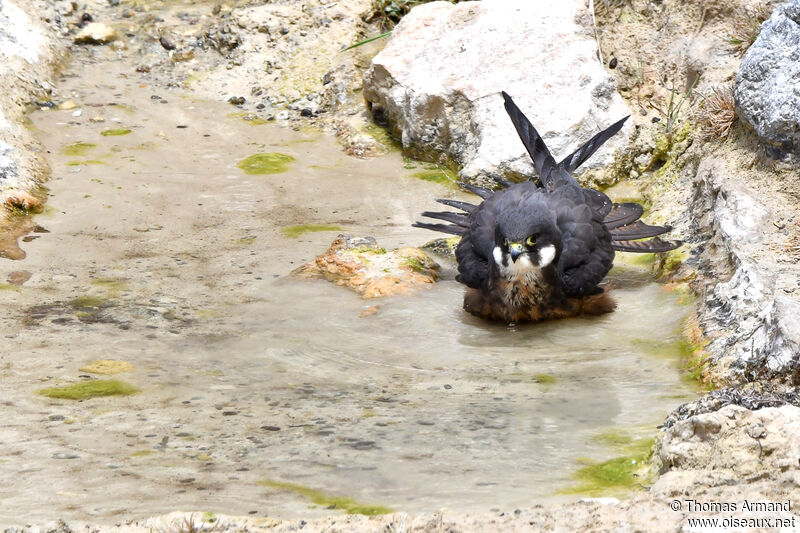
xmin=91 ymin=278 xmax=128 ymax=297
xmin=281 ymin=224 xmax=343 ymax=238
xmin=68 ymin=295 xmax=107 ymax=308
xmin=131 ymin=449 xmax=156 ymax=457
xmin=558 ymin=430 xmax=656 ymax=496
xmin=364 ymin=122 xmax=401 ymax=151
xmin=0 ymin=283 xmax=21 ymax=292
xmin=228 ymin=112 xmax=271 ymax=126
xmin=79 ymin=360 xmax=134 ymax=375
xmin=66 ymin=160 xmax=107 ymax=166
xmin=37 ymin=379 xmax=139 ymax=400
xmin=100 ymin=128 xmax=132 ymax=136
xmin=233 ymin=236 xmax=256 ymax=245
xmin=412 ymin=165 xmax=459 ymax=188
xmin=237 ymin=152 xmax=295 ymax=175
xmin=532 ymin=373 xmax=556 ymax=385
xmin=61 ymin=142 xmax=97 ymax=157
xmin=259 ymin=479 xmax=392 ymax=516
xmin=402 ymin=257 xmax=427 ymax=273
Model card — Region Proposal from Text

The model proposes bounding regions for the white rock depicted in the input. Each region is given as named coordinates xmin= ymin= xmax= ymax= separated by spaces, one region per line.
xmin=363 ymin=0 xmax=632 ymax=184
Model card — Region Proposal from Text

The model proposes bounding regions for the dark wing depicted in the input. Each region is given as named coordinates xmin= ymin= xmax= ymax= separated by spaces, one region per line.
xmin=551 ymin=188 xmax=615 ymax=296
xmin=454 ymin=203 xmax=499 ymax=289
xmin=613 ymin=237 xmax=682 ymax=253
xmin=411 ymin=222 xmax=466 ymax=236
xmin=558 ymin=116 xmax=630 ymax=173
xmin=413 ymin=197 xmax=480 ymax=236
xmin=609 ymin=220 xmax=671 ymax=241
xmin=582 ymin=188 xmax=613 ymax=220
xmin=436 ymin=198 xmax=478 ymax=214
xmin=603 ymin=202 xmax=644 ymax=229
xmin=501 ymin=91 xmax=558 ymax=187
xmin=603 ymin=202 xmax=682 ymax=252
xmin=459 ymin=182 xmax=493 ymax=199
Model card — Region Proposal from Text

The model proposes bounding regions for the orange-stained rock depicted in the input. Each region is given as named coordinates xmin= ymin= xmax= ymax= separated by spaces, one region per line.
xmin=293 ymin=235 xmax=440 ymax=298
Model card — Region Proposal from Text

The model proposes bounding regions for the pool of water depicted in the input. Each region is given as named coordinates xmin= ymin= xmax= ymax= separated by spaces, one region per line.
xmin=0 ymin=46 xmax=697 ymax=523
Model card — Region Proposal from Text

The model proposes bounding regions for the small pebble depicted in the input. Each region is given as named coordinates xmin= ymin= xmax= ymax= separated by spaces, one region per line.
xmin=228 ymin=96 xmax=245 ymax=105
xmin=609 ymin=57 xmax=617 ymax=69
xmin=300 ymin=108 xmax=313 ymax=117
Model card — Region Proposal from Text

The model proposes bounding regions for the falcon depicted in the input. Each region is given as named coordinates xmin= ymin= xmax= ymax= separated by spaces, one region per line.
xmin=414 ymin=92 xmax=681 ymax=323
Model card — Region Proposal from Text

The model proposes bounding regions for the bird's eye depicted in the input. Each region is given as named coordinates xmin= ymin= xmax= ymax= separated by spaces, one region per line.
xmin=526 ymin=235 xmax=537 ymax=247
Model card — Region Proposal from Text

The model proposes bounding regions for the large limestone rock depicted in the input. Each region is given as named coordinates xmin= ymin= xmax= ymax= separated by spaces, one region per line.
xmin=0 ymin=0 xmax=56 ymax=214
xmin=690 ymin=156 xmax=800 ymax=379
xmin=658 ymin=404 xmax=800 ymax=485
xmin=735 ymin=0 xmax=800 ymax=153
xmin=363 ymin=0 xmax=633 ymax=186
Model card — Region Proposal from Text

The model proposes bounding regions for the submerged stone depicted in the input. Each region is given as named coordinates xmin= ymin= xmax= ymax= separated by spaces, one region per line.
xmin=237 ymin=152 xmax=295 ymax=175
xmin=37 ymin=379 xmax=139 ymax=400
xmin=293 ymin=234 xmax=440 ymax=298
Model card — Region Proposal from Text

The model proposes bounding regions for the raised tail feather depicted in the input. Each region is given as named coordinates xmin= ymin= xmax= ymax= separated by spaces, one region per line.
xmin=501 ymin=91 xmax=558 ymax=186
xmin=558 ymin=116 xmax=630 ymax=173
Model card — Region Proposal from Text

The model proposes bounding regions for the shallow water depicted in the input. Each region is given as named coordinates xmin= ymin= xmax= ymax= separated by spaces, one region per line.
xmin=0 ymin=47 xmax=697 ymax=523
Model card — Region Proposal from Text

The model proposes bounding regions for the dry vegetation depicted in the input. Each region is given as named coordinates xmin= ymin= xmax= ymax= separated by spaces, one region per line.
xmin=728 ymin=3 xmax=771 ymax=56
xmin=696 ymin=84 xmax=737 ymax=142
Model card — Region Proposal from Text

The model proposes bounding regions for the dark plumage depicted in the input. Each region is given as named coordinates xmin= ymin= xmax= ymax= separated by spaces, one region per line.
xmin=414 ymin=91 xmax=682 ymax=323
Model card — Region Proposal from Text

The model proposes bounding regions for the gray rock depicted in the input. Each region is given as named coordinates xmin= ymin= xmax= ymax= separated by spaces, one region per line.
xmin=363 ymin=0 xmax=632 ymax=185
xmin=690 ymin=157 xmax=800 ymax=377
xmin=735 ymin=0 xmax=800 ymax=152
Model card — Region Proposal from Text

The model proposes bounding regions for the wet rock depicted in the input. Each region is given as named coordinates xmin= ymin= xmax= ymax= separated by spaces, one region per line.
xmin=293 ymin=234 xmax=440 ymax=298
xmin=363 ymin=0 xmax=632 ymax=186
xmin=690 ymin=157 xmax=800 ymax=378
xmin=735 ymin=0 xmax=800 ymax=154
xmin=74 ymin=22 xmax=118 ymax=44
xmin=2 ymin=189 xmax=41 ymax=211
xmin=158 ymin=35 xmax=176 ymax=51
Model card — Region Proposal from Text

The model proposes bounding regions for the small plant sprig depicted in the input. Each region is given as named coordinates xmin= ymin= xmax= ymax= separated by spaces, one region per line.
xmin=648 ymin=76 xmax=699 ymax=144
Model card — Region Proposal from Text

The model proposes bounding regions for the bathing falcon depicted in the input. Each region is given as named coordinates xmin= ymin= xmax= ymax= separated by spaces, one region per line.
xmin=414 ymin=92 xmax=682 ymax=323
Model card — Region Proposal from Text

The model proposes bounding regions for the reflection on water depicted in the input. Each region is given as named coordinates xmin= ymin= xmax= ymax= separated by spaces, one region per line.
xmin=0 ymin=48 xmax=698 ymax=524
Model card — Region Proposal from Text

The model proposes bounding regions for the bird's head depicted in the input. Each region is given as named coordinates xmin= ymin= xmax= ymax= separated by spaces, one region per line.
xmin=492 ymin=210 xmax=560 ymax=274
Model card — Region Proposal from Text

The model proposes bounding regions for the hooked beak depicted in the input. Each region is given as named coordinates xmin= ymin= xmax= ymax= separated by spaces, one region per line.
xmin=508 ymin=242 xmax=525 ymax=262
